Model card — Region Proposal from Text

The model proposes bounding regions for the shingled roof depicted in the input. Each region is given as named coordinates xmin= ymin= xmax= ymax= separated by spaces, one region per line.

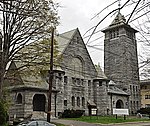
xmin=56 ymin=28 xmax=77 ymax=54
xmin=102 ymin=12 xmax=138 ymax=33
xmin=94 ymin=64 xmax=108 ymax=80
xmin=110 ymin=12 xmax=126 ymax=26
xmin=108 ymin=80 xmax=129 ymax=96
xmin=8 ymin=28 xmax=107 ymax=89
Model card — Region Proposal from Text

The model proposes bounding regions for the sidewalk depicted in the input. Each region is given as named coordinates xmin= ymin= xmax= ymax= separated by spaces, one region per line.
xmin=51 ymin=119 xmax=150 ymax=126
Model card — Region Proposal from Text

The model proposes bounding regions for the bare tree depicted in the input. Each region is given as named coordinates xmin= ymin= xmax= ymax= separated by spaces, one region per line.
xmin=137 ymin=14 xmax=150 ymax=79
xmin=0 ymin=0 xmax=59 ymax=97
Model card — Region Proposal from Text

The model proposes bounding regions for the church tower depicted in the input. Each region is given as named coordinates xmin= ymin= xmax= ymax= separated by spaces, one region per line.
xmin=102 ymin=12 xmax=140 ymax=114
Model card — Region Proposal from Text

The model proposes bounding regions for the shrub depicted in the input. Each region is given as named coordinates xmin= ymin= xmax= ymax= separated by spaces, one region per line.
xmin=62 ymin=109 xmax=84 ymax=118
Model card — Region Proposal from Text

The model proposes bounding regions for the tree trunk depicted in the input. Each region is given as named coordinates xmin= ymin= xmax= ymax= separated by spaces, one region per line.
xmin=0 ymin=35 xmax=3 ymax=98
xmin=0 ymin=75 xmax=3 ymax=98
xmin=0 ymin=53 xmax=4 ymax=98
xmin=0 ymin=54 xmax=4 ymax=98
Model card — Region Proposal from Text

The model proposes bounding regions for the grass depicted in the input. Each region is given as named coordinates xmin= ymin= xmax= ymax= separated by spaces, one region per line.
xmin=64 ymin=115 xmax=150 ymax=124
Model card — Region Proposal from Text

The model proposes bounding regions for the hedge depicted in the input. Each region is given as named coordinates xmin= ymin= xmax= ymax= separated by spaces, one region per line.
xmin=62 ymin=109 xmax=85 ymax=118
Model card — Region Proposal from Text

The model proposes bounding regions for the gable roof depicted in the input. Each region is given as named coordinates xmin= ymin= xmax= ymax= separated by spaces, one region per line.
xmin=9 ymin=28 xmax=107 ymax=88
xmin=56 ymin=28 xmax=77 ymax=54
xmin=58 ymin=28 xmax=107 ymax=80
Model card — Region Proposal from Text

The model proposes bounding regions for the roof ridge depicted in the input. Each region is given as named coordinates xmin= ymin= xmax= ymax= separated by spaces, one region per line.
xmin=59 ymin=28 xmax=78 ymax=35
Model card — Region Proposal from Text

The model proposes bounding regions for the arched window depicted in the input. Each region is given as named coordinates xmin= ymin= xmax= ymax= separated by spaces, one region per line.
xmin=82 ymin=97 xmax=85 ymax=107
xmin=116 ymin=99 xmax=124 ymax=108
xmin=16 ymin=93 xmax=22 ymax=104
xmin=77 ymin=97 xmax=80 ymax=107
xmin=71 ymin=57 xmax=83 ymax=76
xmin=109 ymin=29 xmax=119 ymax=39
xmin=72 ymin=96 xmax=75 ymax=107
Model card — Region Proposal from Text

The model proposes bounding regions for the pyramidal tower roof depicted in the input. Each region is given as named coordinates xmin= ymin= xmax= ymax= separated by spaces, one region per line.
xmin=102 ymin=12 xmax=138 ymax=33
xmin=110 ymin=11 xmax=126 ymax=26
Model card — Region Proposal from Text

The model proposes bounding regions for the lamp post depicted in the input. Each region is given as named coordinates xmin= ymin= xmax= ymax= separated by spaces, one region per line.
xmin=47 ymin=27 xmax=54 ymax=123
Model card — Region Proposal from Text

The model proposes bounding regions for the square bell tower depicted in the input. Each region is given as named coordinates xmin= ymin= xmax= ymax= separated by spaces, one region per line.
xmin=102 ymin=12 xmax=140 ymax=114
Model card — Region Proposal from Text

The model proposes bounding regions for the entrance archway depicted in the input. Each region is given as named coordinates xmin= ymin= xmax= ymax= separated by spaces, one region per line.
xmin=116 ymin=99 xmax=124 ymax=108
xmin=33 ymin=94 xmax=46 ymax=111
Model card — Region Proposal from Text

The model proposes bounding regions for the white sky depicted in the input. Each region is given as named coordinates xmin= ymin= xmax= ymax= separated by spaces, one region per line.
xmin=56 ymin=0 xmax=121 ymax=69
xmin=55 ymin=0 xmax=149 ymax=71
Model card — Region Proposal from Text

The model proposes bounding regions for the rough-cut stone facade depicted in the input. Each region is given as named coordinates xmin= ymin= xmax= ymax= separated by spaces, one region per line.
xmin=6 ymin=28 xmax=111 ymax=121
xmin=6 ymin=27 xmax=130 ymax=121
xmin=102 ymin=12 xmax=140 ymax=114
xmin=55 ymin=29 xmax=111 ymax=116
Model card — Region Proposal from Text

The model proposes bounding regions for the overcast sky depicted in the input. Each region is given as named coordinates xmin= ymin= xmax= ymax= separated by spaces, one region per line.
xmin=57 ymin=0 xmax=114 ymax=33
xmin=55 ymin=0 xmax=147 ymax=70
xmin=55 ymin=0 xmax=122 ymax=68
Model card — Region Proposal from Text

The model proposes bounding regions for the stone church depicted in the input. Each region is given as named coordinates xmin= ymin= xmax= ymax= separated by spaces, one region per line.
xmin=5 ymin=12 xmax=140 ymax=121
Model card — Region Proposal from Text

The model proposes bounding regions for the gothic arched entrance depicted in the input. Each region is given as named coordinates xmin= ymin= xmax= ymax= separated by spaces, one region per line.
xmin=33 ymin=94 xmax=46 ymax=111
xmin=116 ymin=99 xmax=124 ymax=108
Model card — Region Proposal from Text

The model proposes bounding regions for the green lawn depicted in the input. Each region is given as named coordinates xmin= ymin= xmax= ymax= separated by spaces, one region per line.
xmin=64 ymin=115 xmax=150 ymax=124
